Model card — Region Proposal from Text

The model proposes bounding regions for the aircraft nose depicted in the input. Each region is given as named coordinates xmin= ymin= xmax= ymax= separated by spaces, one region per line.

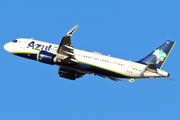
xmin=4 ymin=43 xmax=11 ymax=53
xmin=4 ymin=43 xmax=8 ymax=51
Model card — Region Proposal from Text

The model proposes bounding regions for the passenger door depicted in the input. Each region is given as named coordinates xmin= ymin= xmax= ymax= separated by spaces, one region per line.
xmin=127 ymin=61 xmax=134 ymax=73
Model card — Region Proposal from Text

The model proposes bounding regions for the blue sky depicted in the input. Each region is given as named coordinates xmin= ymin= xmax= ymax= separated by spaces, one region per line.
xmin=1 ymin=0 xmax=180 ymax=120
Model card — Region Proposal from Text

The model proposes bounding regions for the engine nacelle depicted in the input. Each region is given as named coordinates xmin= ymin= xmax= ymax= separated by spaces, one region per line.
xmin=37 ymin=50 xmax=55 ymax=65
xmin=58 ymin=67 xmax=83 ymax=80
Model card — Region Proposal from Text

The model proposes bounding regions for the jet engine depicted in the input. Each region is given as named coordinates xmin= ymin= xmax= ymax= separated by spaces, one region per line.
xmin=37 ymin=50 xmax=55 ymax=65
xmin=58 ymin=67 xmax=83 ymax=80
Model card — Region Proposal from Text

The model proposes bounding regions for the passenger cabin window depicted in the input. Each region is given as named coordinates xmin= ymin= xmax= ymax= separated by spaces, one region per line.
xmin=12 ymin=40 xmax=18 ymax=43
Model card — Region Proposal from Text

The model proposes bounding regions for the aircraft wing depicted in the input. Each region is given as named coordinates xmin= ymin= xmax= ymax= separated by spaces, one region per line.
xmin=55 ymin=25 xmax=79 ymax=64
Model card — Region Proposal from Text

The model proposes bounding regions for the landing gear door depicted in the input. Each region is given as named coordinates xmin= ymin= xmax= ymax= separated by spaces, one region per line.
xmin=127 ymin=61 xmax=134 ymax=73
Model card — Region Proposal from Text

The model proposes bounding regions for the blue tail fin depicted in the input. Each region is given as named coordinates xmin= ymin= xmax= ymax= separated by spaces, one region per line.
xmin=137 ymin=40 xmax=176 ymax=69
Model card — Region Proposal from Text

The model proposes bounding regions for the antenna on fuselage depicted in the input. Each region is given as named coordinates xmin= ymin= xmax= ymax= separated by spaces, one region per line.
xmin=31 ymin=37 xmax=33 ymax=40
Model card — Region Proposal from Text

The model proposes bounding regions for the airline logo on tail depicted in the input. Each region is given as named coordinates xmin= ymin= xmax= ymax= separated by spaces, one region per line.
xmin=153 ymin=49 xmax=166 ymax=64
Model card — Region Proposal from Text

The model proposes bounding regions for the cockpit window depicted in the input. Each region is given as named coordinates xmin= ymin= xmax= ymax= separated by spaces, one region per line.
xmin=12 ymin=40 xmax=18 ymax=43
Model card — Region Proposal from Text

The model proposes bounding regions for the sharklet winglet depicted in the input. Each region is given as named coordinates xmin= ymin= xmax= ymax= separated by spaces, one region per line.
xmin=67 ymin=25 xmax=79 ymax=36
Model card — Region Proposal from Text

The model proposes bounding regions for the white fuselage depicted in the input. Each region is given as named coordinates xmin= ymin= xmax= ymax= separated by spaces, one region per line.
xmin=4 ymin=38 xmax=169 ymax=79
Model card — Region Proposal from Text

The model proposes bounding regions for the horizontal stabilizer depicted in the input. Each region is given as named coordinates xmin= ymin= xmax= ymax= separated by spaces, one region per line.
xmin=145 ymin=63 xmax=158 ymax=73
xmin=108 ymin=77 xmax=118 ymax=81
xmin=117 ymin=78 xmax=136 ymax=82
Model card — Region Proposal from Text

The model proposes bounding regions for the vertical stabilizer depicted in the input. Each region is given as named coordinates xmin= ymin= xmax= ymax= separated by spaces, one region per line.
xmin=137 ymin=40 xmax=176 ymax=69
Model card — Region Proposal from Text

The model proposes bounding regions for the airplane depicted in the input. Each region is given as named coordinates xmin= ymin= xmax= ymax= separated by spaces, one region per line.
xmin=4 ymin=25 xmax=176 ymax=82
